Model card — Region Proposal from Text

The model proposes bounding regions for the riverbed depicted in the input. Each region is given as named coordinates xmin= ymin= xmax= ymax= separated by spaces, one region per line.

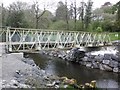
xmin=28 ymin=46 xmax=119 ymax=88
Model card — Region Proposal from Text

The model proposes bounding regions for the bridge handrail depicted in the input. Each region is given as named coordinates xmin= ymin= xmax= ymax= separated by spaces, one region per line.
xmin=0 ymin=27 xmax=111 ymax=34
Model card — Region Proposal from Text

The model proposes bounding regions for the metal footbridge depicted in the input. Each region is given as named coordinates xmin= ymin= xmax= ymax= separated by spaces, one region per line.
xmin=0 ymin=27 xmax=112 ymax=52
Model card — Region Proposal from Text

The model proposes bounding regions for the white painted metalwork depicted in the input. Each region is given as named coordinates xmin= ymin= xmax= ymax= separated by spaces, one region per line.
xmin=0 ymin=27 xmax=112 ymax=52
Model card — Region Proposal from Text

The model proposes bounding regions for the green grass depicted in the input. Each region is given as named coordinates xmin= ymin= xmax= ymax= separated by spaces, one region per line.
xmin=109 ymin=32 xmax=120 ymax=41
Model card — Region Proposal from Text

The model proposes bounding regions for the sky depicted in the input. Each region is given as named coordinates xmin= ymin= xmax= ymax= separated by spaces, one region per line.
xmin=0 ymin=0 xmax=119 ymax=12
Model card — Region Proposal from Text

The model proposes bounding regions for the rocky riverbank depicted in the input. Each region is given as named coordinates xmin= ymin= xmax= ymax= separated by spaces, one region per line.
xmin=81 ymin=49 xmax=119 ymax=73
xmin=40 ymin=46 xmax=119 ymax=73
xmin=0 ymin=43 xmax=119 ymax=89
xmin=1 ymin=53 xmax=61 ymax=88
xmin=1 ymin=52 xmax=97 ymax=89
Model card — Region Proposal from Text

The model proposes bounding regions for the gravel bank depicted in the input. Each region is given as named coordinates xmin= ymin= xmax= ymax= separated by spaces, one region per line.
xmin=0 ymin=53 xmax=60 ymax=88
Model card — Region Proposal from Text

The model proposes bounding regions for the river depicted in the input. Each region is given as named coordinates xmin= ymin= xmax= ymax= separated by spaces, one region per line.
xmin=27 ymin=46 xmax=119 ymax=88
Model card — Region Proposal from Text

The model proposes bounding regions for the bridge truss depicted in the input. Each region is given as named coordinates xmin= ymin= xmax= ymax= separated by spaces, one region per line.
xmin=0 ymin=27 xmax=111 ymax=52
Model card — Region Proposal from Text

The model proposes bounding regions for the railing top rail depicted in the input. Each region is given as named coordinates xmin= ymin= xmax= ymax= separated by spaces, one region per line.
xmin=9 ymin=27 xmax=89 ymax=33
xmin=9 ymin=27 xmax=110 ymax=34
xmin=0 ymin=27 xmax=111 ymax=34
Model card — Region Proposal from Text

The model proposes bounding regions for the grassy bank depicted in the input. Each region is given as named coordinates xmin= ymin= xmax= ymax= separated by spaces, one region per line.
xmin=109 ymin=32 xmax=120 ymax=41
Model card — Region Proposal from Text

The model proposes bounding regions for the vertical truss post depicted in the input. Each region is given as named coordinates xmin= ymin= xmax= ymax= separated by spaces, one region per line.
xmin=6 ymin=27 xmax=9 ymax=52
xmin=36 ymin=31 xmax=41 ymax=50
xmin=22 ymin=30 xmax=25 ymax=51
xmin=8 ymin=28 xmax=12 ymax=52
xmin=107 ymin=33 xmax=111 ymax=45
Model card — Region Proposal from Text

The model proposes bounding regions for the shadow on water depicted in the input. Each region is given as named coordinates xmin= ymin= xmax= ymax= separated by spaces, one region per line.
xmin=27 ymin=46 xmax=119 ymax=88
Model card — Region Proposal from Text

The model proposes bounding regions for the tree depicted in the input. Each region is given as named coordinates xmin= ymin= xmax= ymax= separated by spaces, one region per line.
xmin=68 ymin=20 xmax=83 ymax=31
xmin=102 ymin=2 xmax=112 ymax=7
xmin=49 ymin=20 xmax=67 ymax=30
xmin=68 ymin=0 xmax=78 ymax=30
xmin=32 ymin=0 xmax=46 ymax=29
xmin=69 ymin=3 xmax=74 ymax=19
xmin=79 ymin=1 xmax=86 ymax=30
xmin=55 ymin=1 xmax=69 ymax=30
xmin=2 ymin=3 xmax=5 ymax=26
xmin=65 ymin=0 xmax=69 ymax=30
xmin=55 ymin=1 xmax=69 ymax=21
xmin=38 ymin=10 xmax=53 ymax=29
xmin=115 ymin=1 xmax=120 ymax=31
xmin=1 ymin=3 xmax=9 ymax=27
xmin=92 ymin=1 xmax=120 ymax=32
xmin=92 ymin=2 xmax=118 ymax=32
xmin=73 ymin=0 xmax=77 ymax=30
xmin=23 ymin=8 xmax=35 ymax=28
xmin=0 ymin=4 xmax=2 ymax=26
xmin=84 ymin=0 xmax=93 ymax=30
xmin=6 ymin=1 xmax=28 ymax=28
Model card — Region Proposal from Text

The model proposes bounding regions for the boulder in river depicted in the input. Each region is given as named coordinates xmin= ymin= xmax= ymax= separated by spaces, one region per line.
xmin=99 ymin=64 xmax=105 ymax=71
xmin=82 ymin=57 xmax=88 ymax=62
xmin=66 ymin=48 xmax=86 ymax=62
xmin=92 ymin=62 xmax=99 ymax=69
xmin=109 ymin=60 xmax=118 ymax=68
xmin=113 ymin=68 xmax=118 ymax=73
xmin=111 ymin=55 xmax=119 ymax=62
xmin=94 ymin=55 xmax=104 ymax=62
xmin=102 ymin=65 xmax=113 ymax=71
xmin=102 ymin=60 xmax=110 ymax=65
xmin=86 ymin=62 xmax=92 ymax=68
xmin=104 ymin=54 xmax=112 ymax=60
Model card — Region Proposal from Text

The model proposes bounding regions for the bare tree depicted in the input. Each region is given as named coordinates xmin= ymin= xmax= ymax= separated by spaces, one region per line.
xmin=69 ymin=3 xmax=74 ymax=19
xmin=65 ymin=0 xmax=69 ymax=30
xmin=73 ymin=0 xmax=77 ymax=30
xmin=80 ymin=1 xmax=86 ymax=30
xmin=32 ymin=1 xmax=46 ymax=29
xmin=2 ymin=3 xmax=5 ymax=26
xmin=84 ymin=0 xmax=93 ymax=30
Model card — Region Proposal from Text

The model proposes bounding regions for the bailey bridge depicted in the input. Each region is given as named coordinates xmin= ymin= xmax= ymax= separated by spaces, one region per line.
xmin=0 ymin=27 xmax=112 ymax=52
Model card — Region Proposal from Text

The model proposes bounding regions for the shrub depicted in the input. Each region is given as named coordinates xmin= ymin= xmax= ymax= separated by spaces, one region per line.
xmin=96 ymin=27 xmax=103 ymax=32
xmin=49 ymin=20 xmax=67 ymax=30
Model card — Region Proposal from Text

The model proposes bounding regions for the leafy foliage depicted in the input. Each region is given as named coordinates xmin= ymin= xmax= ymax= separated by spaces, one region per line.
xmin=49 ymin=20 xmax=67 ymax=30
xmin=6 ymin=9 xmax=28 ymax=28
xmin=96 ymin=27 xmax=103 ymax=32
xmin=0 ymin=0 xmax=120 ymax=34
xmin=6 ymin=1 xmax=28 ymax=28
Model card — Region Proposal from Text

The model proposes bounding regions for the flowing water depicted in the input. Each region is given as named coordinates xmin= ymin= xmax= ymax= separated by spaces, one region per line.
xmin=28 ymin=46 xmax=119 ymax=88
